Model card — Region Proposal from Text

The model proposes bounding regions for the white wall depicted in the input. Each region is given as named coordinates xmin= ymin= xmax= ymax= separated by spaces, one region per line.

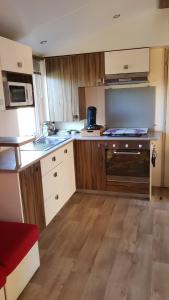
xmin=0 ymin=108 xmax=36 ymax=137
xmin=0 ymin=110 xmax=20 ymax=136
xmin=85 ymin=86 xmax=105 ymax=126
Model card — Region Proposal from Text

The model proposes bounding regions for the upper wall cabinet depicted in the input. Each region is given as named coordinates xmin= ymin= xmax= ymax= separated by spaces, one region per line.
xmin=45 ymin=52 xmax=104 ymax=122
xmin=77 ymin=52 xmax=105 ymax=87
xmin=105 ymin=48 xmax=149 ymax=75
xmin=0 ymin=37 xmax=33 ymax=74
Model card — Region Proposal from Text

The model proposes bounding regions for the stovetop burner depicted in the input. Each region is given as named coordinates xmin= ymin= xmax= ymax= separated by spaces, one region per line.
xmin=103 ymin=128 xmax=149 ymax=137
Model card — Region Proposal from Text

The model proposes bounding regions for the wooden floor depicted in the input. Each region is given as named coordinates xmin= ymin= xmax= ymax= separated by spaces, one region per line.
xmin=19 ymin=189 xmax=169 ymax=300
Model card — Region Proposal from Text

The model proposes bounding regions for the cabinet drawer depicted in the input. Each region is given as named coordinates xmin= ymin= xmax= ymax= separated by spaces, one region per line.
xmin=44 ymin=193 xmax=64 ymax=225
xmin=41 ymin=142 xmax=73 ymax=175
xmin=42 ymin=163 xmax=63 ymax=200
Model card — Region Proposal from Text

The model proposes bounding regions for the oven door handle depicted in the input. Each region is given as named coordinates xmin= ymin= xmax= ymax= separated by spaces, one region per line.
xmin=113 ymin=151 xmax=141 ymax=155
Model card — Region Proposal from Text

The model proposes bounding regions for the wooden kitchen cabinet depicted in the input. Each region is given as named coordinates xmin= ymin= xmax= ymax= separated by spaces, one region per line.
xmin=19 ymin=162 xmax=46 ymax=232
xmin=45 ymin=52 xmax=104 ymax=122
xmin=74 ymin=140 xmax=150 ymax=197
xmin=41 ymin=141 xmax=76 ymax=225
xmin=0 ymin=36 xmax=33 ymax=74
xmin=0 ymin=142 xmax=76 ymax=230
xmin=76 ymin=52 xmax=105 ymax=87
xmin=105 ymin=48 xmax=149 ymax=75
xmin=74 ymin=140 xmax=105 ymax=190
xmin=0 ymin=162 xmax=45 ymax=233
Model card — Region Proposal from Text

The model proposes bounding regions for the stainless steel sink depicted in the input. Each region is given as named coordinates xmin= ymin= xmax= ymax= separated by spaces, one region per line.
xmin=21 ymin=136 xmax=70 ymax=151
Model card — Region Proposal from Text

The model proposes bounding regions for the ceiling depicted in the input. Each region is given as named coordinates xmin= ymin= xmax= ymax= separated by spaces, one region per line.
xmin=0 ymin=0 xmax=168 ymax=56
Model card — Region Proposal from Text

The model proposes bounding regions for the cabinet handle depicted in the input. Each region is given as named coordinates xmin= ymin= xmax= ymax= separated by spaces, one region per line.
xmin=53 ymin=172 xmax=57 ymax=177
xmin=52 ymin=156 xmax=56 ymax=162
xmin=64 ymin=149 xmax=68 ymax=154
xmin=17 ymin=62 xmax=23 ymax=68
xmin=55 ymin=195 xmax=59 ymax=200
xmin=123 ymin=64 xmax=129 ymax=70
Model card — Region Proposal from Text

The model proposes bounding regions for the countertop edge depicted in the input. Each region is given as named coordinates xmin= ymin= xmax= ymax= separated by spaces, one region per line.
xmin=0 ymin=132 xmax=161 ymax=173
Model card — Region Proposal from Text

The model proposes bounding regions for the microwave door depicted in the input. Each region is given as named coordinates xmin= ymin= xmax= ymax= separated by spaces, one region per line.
xmin=9 ymin=85 xmax=27 ymax=106
xmin=26 ymin=84 xmax=33 ymax=105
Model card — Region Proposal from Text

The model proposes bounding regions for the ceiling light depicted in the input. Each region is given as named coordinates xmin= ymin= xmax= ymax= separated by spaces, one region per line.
xmin=40 ymin=40 xmax=47 ymax=45
xmin=113 ymin=14 xmax=120 ymax=19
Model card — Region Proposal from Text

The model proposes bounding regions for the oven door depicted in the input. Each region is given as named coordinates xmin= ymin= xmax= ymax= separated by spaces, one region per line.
xmin=8 ymin=82 xmax=28 ymax=106
xmin=105 ymin=148 xmax=150 ymax=183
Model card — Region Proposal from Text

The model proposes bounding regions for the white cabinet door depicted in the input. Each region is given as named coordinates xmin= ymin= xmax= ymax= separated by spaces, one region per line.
xmin=105 ymin=48 xmax=149 ymax=75
xmin=41 ymin=141 xmax=76 ymax=225
xmin=42 ymin=163 xmax=64 ymax=200
xmin=0 ymin=60 xmax=5 ymax=110
xmin=0 ymin=37 xmax=33 ymax=74
xmin=62 ymin=148 xmax=76 ymax=203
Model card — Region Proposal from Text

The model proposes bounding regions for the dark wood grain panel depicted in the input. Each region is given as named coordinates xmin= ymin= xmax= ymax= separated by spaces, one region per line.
xmin=158 ymin=0 xmax=169 ymax=8
xmin=74 ymin=140 xmax=105 ymax=190
xmin=76 ymin=52 xmax=105 ymax=87
xmin=78 ymin=87 xmax=86 ymax=120
xmin=106 ymin=180 xmax=150 ymax=195
xmin=74 ymin=140 xmax=150 ymax=197
xmin=45 ymin=52 xmax=104 ymax=121
xmin=19 ymin=162 xmax=46 ymax=232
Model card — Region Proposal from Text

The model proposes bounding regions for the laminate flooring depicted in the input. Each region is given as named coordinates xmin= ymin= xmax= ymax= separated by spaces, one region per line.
xmin=19 ymin=189 xmax=169 ymax=300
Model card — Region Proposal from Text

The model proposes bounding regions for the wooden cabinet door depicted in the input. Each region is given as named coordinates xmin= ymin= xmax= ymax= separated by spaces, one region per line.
xmin=19 ymin=162 xmax=46 ymax=232
xmin=77 ymin=52 xmax=105 ymax=87
xmin=74 ymin=140 xmax=105 ymax=190
xmin=0 ymin=37 xmax=33 ymax=74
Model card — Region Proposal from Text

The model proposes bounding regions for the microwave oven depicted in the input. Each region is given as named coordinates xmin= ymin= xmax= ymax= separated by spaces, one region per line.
xmin=5 ymin=81 xmax=33 ymax=107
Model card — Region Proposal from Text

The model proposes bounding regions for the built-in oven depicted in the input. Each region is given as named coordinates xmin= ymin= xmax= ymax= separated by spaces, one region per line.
xmin=106 ymin=148 xmax=150 ymax=182
xmin=100 ymin=140 xmax=150 ymax=196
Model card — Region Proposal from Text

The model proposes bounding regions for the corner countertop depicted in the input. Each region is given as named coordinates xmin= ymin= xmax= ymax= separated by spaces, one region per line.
xmin=0 ymin=131 xmax=161 ymax=173
xmin=0 ymin=136 xmax=35 ymax=147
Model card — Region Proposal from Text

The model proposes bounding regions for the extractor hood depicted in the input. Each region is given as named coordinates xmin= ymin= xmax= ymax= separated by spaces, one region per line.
xmin=104 ymin=72 xmax=149 ymax=85
xmin=104 ymin=48 xmax=149 ymax=85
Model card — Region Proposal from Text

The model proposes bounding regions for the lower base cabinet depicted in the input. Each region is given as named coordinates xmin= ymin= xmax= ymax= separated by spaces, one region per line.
xmin=74 ymin=140 xmax=105 ymax=190
xmin=41 ymin=141 xmax=76 ymax=225
xmin=19 ymin=162 xmax=46 ymax=232
xmin=0 ymin=141 xmax=76 ymax=232
xmin=74 ymin=140 xmax=150 ymax=198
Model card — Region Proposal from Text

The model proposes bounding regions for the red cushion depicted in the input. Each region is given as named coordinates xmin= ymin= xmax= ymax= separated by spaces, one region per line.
xmin=0 ymin=222 xmax=38 ymax=275
xmin=0 ymin=267 xmax=6 ymax=288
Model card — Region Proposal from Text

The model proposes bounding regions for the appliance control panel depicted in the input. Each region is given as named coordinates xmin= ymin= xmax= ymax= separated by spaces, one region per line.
xmin=98 ymin=140 xmax=149 ymax=150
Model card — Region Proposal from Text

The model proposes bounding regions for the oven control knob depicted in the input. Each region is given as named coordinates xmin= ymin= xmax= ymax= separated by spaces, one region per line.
xmin=113 ymin=144 xmax=116 ymax=148
xmin=139 ymin=144 xmax=142 ymax=148
xmin=125 ymin=144 xmax=129 ymax=148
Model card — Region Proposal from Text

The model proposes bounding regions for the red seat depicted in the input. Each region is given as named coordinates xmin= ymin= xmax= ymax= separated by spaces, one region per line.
xmin=0 ymin=267 xmax=6 ymax=288
xmin=0 ymin=222 xmax=38 ymax=275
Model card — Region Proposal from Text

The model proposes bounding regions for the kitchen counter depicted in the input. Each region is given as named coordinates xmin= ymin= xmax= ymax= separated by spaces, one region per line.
xmin=0 ymin=131 xmax=161 ymax=172
xmin=0 ymin=136 xmax=35 ymax=147
xmin=74 ymin=131 xmax=160 ymax=141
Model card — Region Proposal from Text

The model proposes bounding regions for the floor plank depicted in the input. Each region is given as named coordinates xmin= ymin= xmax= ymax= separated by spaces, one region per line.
xmin=19 ymin=188 xmax=169 ymax=300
